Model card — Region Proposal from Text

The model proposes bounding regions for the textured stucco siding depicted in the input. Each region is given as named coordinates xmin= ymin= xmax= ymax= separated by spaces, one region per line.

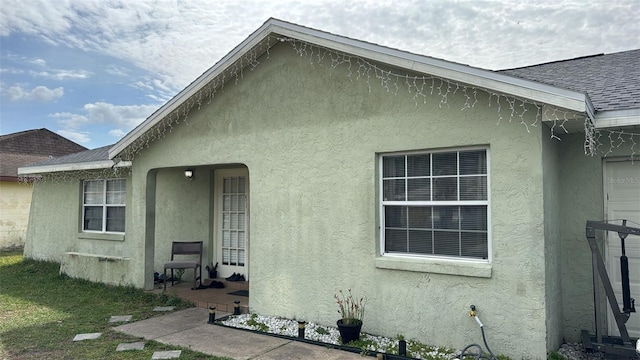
xmin=152 ymin=168 xmax=213 ymax=280
xmin=127 ymin=44 xmax=550 ymax=358
xmin=24 ymin=179 xmax=80 ymax=261
xmin=542 ymin=127 xmax=563 ymax=350
xmin=556 ymin=134 xmax=633 ymax=341
xmin=23 ymin=173 xmax=134 ymax=286
xmin=0 ymin=181 xmax=33 ymax=250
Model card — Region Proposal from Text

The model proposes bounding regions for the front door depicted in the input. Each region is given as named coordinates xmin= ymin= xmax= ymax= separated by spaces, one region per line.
xmin=215 ymin=168 xmax=249 ymax=280
xmin=604 ymin=160 xmax=640 ymax=338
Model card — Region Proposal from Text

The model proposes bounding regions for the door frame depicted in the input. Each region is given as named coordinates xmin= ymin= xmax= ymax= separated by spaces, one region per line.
xmin=212 ymin=167 xmax=250 ymax=280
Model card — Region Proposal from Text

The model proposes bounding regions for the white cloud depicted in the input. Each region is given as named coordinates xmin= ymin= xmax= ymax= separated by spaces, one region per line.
xmin=50 ymin=112 xmax=89 ymax=128
xmin=4 ymin=84 xmax=64 ymax=102
xmin=105 ymin=65 xmax=129 ymax=77
xmin=30 ymin=69 xmax=91 ymax=80
xmin=57 ymin=129 xmax=90 ymax=144
xmin=30 ymin=58 xmax=46 ymax=66
xmin=3 ymin=0 xmax=638 ymax=89
xmin=82 ymin=102 xmax=157 ymax=129
xmin=131 ymin=81 xmax=155 ymax=91
xmin=50 ymin=101 xmax=157 ymax=144
xmin=0 ymin=67 xmax=25 ymax=74
xmin=50 ymin=101 xmax=157 ymax=135
xmin=109 ymin=128 xmax=126 ymax=138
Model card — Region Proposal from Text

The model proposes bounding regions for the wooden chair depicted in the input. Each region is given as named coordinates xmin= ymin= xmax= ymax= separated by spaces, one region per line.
xmin=163 ymin=241 xmax=203 ymax=291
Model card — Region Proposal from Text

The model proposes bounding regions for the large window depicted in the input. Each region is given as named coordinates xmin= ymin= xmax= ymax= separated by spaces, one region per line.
xmin=83 ymin=179 xmax=126 ymax=233
xmin=380 ymin=148 xmax=488 ymax=260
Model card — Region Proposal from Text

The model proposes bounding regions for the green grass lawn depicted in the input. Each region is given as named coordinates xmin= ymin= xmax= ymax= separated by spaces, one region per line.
xmin=0 ymin=251 xmax=231 ymax=359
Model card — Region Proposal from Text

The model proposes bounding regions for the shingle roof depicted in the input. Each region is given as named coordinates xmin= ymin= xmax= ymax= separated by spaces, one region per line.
xmin=499 ymin=49 xmax=640 ymax=112
xmin=0 ymin=129 xmax=87 ymax=179
xmin=24 ymin=145 xmax=111 ymax=167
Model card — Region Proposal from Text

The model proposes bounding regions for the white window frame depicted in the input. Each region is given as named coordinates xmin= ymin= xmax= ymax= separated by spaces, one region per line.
xmin=82 ymin=178 xmax=126 ymax=234
xmin=379 ymin=147 xmax=491 ymax=263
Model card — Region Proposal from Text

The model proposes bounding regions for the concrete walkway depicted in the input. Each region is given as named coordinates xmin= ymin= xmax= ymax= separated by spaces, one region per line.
xmin=113 ymin=307 xmax=364 ymax=360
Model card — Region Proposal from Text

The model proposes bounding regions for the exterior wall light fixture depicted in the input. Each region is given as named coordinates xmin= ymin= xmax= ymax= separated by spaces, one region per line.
xmin=184 ymin=169 xmax=194 ymax=179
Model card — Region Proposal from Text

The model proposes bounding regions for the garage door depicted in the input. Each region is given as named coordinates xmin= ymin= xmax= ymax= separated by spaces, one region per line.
xmin=605 ymin=160 xmax=640 ymax=338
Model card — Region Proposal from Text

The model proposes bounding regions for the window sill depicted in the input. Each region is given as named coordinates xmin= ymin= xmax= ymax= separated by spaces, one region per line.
xmin=77 ymin=232 xmax=125 ymax=242
xmin=375 ymin=255 xmax=491 ymax=278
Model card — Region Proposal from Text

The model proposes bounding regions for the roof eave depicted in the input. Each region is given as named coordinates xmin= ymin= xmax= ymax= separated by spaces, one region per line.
xmin=594 ymin=108 xmax=640 ymax=128
xmin=108 ymin=18 xmax=591 ymax=159
xmin=273 ymin=23 xmax=590 ymax=112
xmin=18 ymin=160 xmax=132 ymax=175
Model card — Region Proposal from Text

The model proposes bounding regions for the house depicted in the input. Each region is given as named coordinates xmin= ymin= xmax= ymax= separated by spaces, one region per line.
xmin=19 ymin=19 xmax=639 ymax=358
xmin=0 ymin=128 xmax=87 ymax=250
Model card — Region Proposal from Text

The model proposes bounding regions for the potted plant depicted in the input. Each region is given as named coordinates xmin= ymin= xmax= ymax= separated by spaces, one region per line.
xmin=335 ymin=289 xmax=367 ymax=344
xmin=206 ymin=262 xmax=218 ymax=279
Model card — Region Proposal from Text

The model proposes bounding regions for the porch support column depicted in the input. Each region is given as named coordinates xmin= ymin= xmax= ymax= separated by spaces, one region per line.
xmin=144 ymin=169 xmax=158 ymax=290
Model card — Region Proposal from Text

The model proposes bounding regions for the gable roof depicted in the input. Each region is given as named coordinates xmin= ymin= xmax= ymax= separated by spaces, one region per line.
xmin=108 ymin=18 xmax=599 ymax=160
xmin=0 ymin=128 xmax=87 ymax=180
xmin=500 ymin=49 xmax=640 ymax=128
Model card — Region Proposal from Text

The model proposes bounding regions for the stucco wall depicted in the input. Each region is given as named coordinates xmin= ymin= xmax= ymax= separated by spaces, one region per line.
xmin=23 ymin=172 xmax=134 ymax=286
xmin=152 ymin=168 xmax=212 ymax=280
xmin=556 ymin=134 xmax=634 ymax=341
xmin=128 ymin=44 xmax=550 ymax=358
xmin=542 ymin=126 xmax=563 ymax=350
xmin=0 ymin=181 xmax=33 ymax=250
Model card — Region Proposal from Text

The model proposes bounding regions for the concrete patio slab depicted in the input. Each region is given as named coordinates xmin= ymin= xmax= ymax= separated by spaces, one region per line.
xmin=116 ymin=341 xmax=145 ymax=351
xmin=152 ymin=350 xmax=181 ymax=359
xmin=109 ymin=315 xmax=133 ymax=323
xmin=113 ymin=307 xmax=365 ymax=360
xmin=114 ymin=307 xmax=207 ymax=339
xmin=153 ymin=306 xmax=176 ymax=312
xmin=72 ymin=332 xmax=101 ymax=341
xmin=155 ymin=323 xmax=291 ymax=360
xmin=253 ymin=340 xmax=363 ymax=359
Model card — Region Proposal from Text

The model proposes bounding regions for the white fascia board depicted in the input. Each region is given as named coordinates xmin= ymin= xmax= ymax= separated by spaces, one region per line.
xmin=18 ymin=160 xmax=132 ymax=175
xmin=273 ymin=24 xmax=588 ymax=112
xmin=109 ymin=18 xmax=589 ymax=159
xmin=594 ymin=108 xmax=640 ymax=128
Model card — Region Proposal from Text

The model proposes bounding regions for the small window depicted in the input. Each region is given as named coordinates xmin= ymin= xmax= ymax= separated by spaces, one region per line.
xmin=380 ymin=149 xmax=489 ymax=260
xmin=83 ymin=179 xmax=126 ymax=233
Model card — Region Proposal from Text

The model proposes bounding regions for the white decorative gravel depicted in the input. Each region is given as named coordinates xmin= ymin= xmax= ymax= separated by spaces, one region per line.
xmin=220 ymin=314 xmax=603 ymax=359
xmin=220 ymin=314 xmax=456 ymax=359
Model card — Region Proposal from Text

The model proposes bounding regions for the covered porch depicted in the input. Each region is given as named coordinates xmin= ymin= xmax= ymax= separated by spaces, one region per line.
xmin=151 ymin=277 xmax=249 ymax=314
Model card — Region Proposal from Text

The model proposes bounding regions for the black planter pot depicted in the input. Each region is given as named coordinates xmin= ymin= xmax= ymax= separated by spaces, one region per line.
xmin=336 ymin=319 xmax=362 ymax=344
xmin=208 ymin=270 xmax=217 ymax=279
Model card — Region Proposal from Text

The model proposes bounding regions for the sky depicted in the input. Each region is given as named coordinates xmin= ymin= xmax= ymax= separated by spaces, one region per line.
xmin=1 ymin=0 xmax=639 ymax=149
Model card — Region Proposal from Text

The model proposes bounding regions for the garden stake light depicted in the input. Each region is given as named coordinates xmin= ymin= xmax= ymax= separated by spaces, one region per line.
xmin=233 ymin=300 xmax=241 ymax=315
xmin=208 ymin=306 xmax=216 ymax=324
xmin=298 ymin=321 xmax=306 ymax=338
xmin=399 ymin=338 xmax=407 ymax=356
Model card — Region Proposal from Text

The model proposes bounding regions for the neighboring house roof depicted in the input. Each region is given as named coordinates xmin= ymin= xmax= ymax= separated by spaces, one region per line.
xmin=18 ymin=144 xmax=130 ymax=175
xmin=109 ymin=18 xmax=603 ymax=160
xmin=0 ymin=128 xmax=87 ymax=181
xmin=500 ymin=49 xmax=640 ymax=128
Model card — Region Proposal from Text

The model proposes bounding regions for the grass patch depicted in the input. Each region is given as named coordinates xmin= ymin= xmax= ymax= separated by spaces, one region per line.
xmin=0 ymin=251 xmax=231 ymax=359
